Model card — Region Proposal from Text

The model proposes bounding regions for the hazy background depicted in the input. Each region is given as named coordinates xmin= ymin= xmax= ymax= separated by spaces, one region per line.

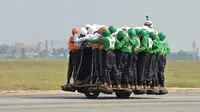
xmin=0 ymin=0 xmax=200 ymax=52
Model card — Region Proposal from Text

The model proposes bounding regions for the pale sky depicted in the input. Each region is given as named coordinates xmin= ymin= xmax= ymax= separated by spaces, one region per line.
xmin=0 ymin=0 xmax=200 ymax=52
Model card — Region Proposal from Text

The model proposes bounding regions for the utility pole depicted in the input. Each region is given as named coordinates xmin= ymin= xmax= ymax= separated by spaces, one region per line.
xmin=45 ymin=40 xmax=48 ymax=58
xmin=192 ymin=41 xmax=196 ymax=51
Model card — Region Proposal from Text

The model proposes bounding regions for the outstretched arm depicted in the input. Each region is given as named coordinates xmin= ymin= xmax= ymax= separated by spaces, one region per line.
xmin=74 ymin=35 xmax=94 ymax=43
xmin=87 ymin=37 xmax=105 ymax=44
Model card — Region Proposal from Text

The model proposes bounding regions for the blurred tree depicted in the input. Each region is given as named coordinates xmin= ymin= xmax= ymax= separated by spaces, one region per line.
xmin=0 ymin=44 xmax=9 ymax=54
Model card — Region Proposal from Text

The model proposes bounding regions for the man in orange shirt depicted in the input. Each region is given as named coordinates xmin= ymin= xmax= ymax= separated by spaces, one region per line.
xmin=66 ymin=28 xmax=80 ymax=84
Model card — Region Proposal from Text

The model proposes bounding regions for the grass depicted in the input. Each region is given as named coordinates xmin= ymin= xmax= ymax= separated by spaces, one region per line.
xmin=165 ymin=60 xmax=200 ymax=88
xmin=0 ymin=59 xmax=67 ymax=91
xmin=0 ymin=59 xmax=200 ymax=90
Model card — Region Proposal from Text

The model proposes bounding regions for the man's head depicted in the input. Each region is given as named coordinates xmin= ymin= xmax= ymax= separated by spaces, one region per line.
xmin=128 ymin=29 xmax=136 ymax=38
xmin=85 ymin=24 xmax=92 ymax=30
xmin=142 ymin=27 xmax=150 ymax=36
xmin=128 ymin=28 xmax=135 ymax=32
xmin=144 ymin=21 xmax=153 ymax=28
xmin=92 ymin=24 xmax=97 ymax=28
xmin=78 ymin=27 xmax=88 ymax=38
xmin=101 ymin=29 xmax=111 ymax=37
xmin=158 ymin=32 xmax=166 ymax=41
xmin=117 ymin=30 xmax=127 ymax=40
xmin=72 ymin=28 xmax=79 ymax=35
xmin=138 ymin=29 xmax=147 ymax=38
xmin=135 ymin=27 xmax=141 ymax=35
xmin=108 ymin=25 xmax=117 ymax=34
xmin=149 ymin=32 xmax=157 ymax=40
xmin=88 ymin=26 xmax=97 ymax=35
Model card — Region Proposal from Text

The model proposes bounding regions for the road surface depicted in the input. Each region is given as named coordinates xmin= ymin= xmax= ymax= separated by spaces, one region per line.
xmin=0 ymin=91 xmax=200 ymax=112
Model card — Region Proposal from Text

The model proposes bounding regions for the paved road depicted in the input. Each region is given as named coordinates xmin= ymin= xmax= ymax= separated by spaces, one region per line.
xmin=0 ymin=92 xmax=200 ymax=112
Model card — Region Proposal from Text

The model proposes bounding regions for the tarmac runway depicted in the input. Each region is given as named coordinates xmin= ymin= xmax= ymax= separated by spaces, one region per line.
xmin=0 ymin=91 xmax=200 ymax=112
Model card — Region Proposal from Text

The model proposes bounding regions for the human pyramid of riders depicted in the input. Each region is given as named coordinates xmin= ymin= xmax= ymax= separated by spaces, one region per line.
xmin=66 ymin=20 xmax=170 ymax=94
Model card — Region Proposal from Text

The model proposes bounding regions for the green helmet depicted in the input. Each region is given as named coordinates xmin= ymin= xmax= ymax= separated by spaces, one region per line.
xmin=158 ymin=32 xmax=166 ymax=41
xmin=108 ymin=25 xmax=117 ymax=33
xmin=118 ymin=30 xmax=127 ymax=38
xmin=149 ymin=32 xmax=157 ymax=40
xmin=128 ymin=28 xmax=135 ymax=32
xmin=142 ymin=28 xmax=149 ymax=35
xmin=138 ymin=29 xmax=148 ymax=37
xmin=128 ymin=29 xmax=137 ymax=37
xmin=135 ymin=29 xmax=140 ymax=35
xmin=101 ymin=29 xmax=111 ymax=37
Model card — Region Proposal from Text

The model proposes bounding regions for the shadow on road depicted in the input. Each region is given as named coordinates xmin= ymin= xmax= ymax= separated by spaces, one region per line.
xmin=18 ymin=95 xmax=161 ymax=100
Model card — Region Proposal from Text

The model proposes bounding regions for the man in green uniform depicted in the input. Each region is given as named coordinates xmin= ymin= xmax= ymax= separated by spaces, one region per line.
xmin=141 ymin=28 xmax=152 ymax=89
xmin=146 ymin=32 xmax=161 ymax=93
xmin=109 ymin=25 xmax=121 ymax=68
xmin=87 ymin=29 xmax=119 ymax=88
xmin=136 ymin=29 xmax=149 ymax=90
xmin=115 ymin=30 xmax=132 ymax=88
xmin=108 ymin=25 xmax=118 ymax=85
xmin=127 ymin=28 xmax=140 ymax=89
xmin=157 ymin=32 xmax=170 ymax=93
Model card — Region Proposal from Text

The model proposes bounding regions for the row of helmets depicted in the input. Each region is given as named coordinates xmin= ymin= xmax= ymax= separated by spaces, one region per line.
xmin=77 ymin=21 xmax=154 ymax=36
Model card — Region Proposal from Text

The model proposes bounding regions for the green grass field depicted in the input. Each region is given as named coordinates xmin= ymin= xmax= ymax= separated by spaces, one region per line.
xmin=0 ymin=59 xmax=200 ymax=91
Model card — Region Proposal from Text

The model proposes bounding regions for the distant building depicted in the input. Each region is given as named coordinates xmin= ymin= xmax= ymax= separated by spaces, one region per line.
xmin=14 ymin=43 xmax=39 ymax=58
xmin=167 ymin=50 xmax=199 ymax=60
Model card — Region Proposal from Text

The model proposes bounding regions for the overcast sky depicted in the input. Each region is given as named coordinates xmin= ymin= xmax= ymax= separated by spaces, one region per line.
xmin=0 ymin=0 xmax=200 ymax=52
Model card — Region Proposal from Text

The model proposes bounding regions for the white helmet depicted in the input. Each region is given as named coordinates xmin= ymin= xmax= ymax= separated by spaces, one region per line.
xmin=144 ymin=21 xmax=153 ymax=28
xmin=149 ymin=28 xmax=155 ymax=33
xmin=92 ymin=24 xmax=97 ymax=28
xmin=135 ymin=27 xmax=142 ymax=30
xmin=79 ymin=27 xmax=88 ymax=36
xmin=88 ymin=26 xmax=96 ymax=35
xmin=142 ymin=26 xmax=150 ymax=31
xmin=95 ymin=25 xmax=101 ymax=30
xmin=85 ymin=24 xmax=92 ymax=29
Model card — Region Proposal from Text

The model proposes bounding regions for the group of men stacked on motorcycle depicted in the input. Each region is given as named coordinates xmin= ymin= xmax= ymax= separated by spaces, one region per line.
xmin=65 ymin=19 xmax=170 ymax=94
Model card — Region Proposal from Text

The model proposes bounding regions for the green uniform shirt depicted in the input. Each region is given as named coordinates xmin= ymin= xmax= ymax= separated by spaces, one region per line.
xmin=112 ymin=34 xmax=121 ymax=50
xmin=163 ymin=42 xmax=170 ymax=55
xmin=159 ymin=41 xmax=170 ymax=55
xmin=137 ymin=36 xmax=149 ymax=53
xmin=155 ymin=36 xmax=160 ymax=41
xmin=159 ymin=41 xmax=164 ymax=55
xmin=146 ymin=37 xmax=154 ymax=53
xmin=128 ymin=36 xmax=140 ymax=54
xmin=151 ymin=40 xmax=161 ymax=54
xmin=115 ymin=36 xmax=132 ymax=54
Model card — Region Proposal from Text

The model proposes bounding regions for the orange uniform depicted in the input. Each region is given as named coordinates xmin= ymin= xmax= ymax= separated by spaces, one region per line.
xmin=91 ymin=43 xmax=99 ymax=48
xmin=68 ymin=36 xmax=80 ymax=51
